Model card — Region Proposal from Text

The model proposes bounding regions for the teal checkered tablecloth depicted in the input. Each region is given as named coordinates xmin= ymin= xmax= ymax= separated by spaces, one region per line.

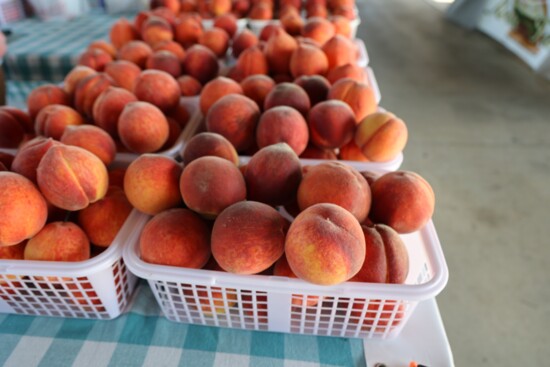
xmin=0 ymin=282 xmax=367 ymax=367
xmin=2 ymin=11 xmax=125 ymax=82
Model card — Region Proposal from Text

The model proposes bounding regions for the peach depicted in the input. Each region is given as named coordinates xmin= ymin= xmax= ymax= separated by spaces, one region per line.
xmin=240 ymin=74 xmax=275 ymax=109
xmin=307 ymin=3 xmax=328 ymax=18
xmin=161 ymin=117 xmax=183 ymax=150
xmin=211 ymin=201 xmax=287 ymax=274
xmin=307 ymin=100 xmax=355 ymax=149
xmin=259 ymin=23 xmax=283 ymax=42
xmin=274 ymin=255 xmax=320 ymax=306
xmin=369 ymin=171 xmax=435 ymax=234
xmin=141 ymin=16 xmax=174 ymax=47
xmin=293 ymin=74 xmax=331 ymax=106
xmin=145 ymin=50 xmax=182 ymax=77
xmin=328 ymin=78 xmax=377 ymax=122
xmin=338 ymin=140 xmax=369 ymax=161
xmin=77 ymin=188 xmax=133 ymax=248
xmin=249 ymin=2 xmax=273 ymax=19
xmin=235 ymin=46 xmax=269 ymax=79
xmin=354 ymin=112 xmax=408 ymax=162
xmin=60 ymin=125 xmax=117 ymax=166
xmin=264 ymin=82 xmax=311 ymax=117
xmin=180 ymin=156 xmax=246 ymax=218
xmin=0 ymin=172 xmax=48 ymax=246
xmin=177 ymin=75 xmax=203 ymax=96
xmin=37 ymin=145 xmax=108 ymax=211
xmin=77 ymin=48 xmax=113 ymax=72
xmin=330 ymin=15 xmax=352 ymax=38
xmin=199 ymin=27 xmax=230 ymax=58
xmin=108 ymin=167 xmax=126 ymax=189
xmin=0 ymin=106 xmax=33 ymax=135
xmin=152 ymin=8 xmax=178 ymax=27
xmin=326 ymin=63 xmax=367 ymax=84
xmin=27 ymin=84 xmax=71 ymax=121
xmin=0 ymin=241 xmax=25 ymax=258
xmin=182 ymin=44 xmax=220 ymax=84
xmin=297 ymin=161 xmax=371 ymax=222
xmin=0 ymin=152 xmax=15 ymax=170
xmin=140 ymin=208 xmax=211 ymax=268
xmin=264 ymin=28 xmax=297 ymax=76
xmin=232 ymin=29 xmax=259 ymax=58
xmin=180 ymin=132 xmax=239 ymax=165
xmin=63 ymin=65 xmax=97 ymax=96
xmin=88 ymin=40 xmax=117 ymax=59
xmin=24 ymin=222 xmax=90 ymax=261
xmin=256 ymin=106 xmax=309 ymax=155
xmin=213 ymin=13 xmax=238 ymax=37
xmin=180 ymin=0 xmax=198 ymax=12
xmin=92 ymin=86 xmax=138 ymax=138
xmin=332 ymin=5 xmax=356 ymax=20
xmin=10 ymin=137 xmax=60 ymax=184
xmin=322 ymin=35 xmax=357 ymax=71
xmin=118 ymin=101 xmax=170 ymax=153
xmin=109 ymin=18 xmax=139 ymax=49
xmin=124 ymin=154 xmax=183 ymax=215
xmin=285 ymin=203 xmax=365 ymax=285
xmin=153 ymin=41 xmax=186 ymax=64
xmin=245 ymin=142 xmax=302 ymax=206
xmin=117 ymin=41 xmax=153 ymax=69
xmin=133 ymin=70 xmax=180 ymax=112
xmin=301 ymin=17 xmax=335 ymax=45
xmin=174 ymin=16 xmax=203 ymax=48
xmin=199 ymin=76 xmax=243 ymax=115
xmin=0 ymin=110 xmax=25 ymax=148
xmin=34 ymin=105 xmax=85 ymax=140
xmin=299 ymin=143 xmax=337 ymax=160
xmin=74 ymin=73 xmax=116 ymax=119
xmin=151 ymin=0 xmax=181 ymax=13
xmin=1 ymin=162 xmax=9 ymax=171
xmin=134 ymin=11 xmax=152 ymax=33
xmin=289 ymin=43 xmax=329 ymax=78
xmin=166 ymin=99 xmax=192 ymax=128
xmin=205 ymin=94 xmax=260 ymax=151
xmin=232 ymin=0 xmax=250 ymax=17
xmin=104 ymin=60 xmax=142 ymax=92
xmin=280 ymin=0 xmax=301 ymax=9
xmin=281 ymin=13 xmax=304 ymax=36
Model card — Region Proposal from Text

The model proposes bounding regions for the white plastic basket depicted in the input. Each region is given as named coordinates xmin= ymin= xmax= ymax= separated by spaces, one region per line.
xmin=367 ymin=65 xmax=382 ymax=103
xmin=123 ymin=198 xmax=448 ymax=339
xmin=202 ymin=17 xmax=248 ymax=33
xmin=355 ymin=38 xmax=370 ymax=67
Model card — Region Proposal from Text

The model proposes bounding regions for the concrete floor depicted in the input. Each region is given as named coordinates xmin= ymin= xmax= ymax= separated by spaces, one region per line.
xmin=357 ymin=0 xmax=550 ymax=365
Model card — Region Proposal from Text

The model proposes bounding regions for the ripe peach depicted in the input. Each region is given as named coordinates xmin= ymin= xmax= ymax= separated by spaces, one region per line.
xmin=60 ymin=125 xmax=117 ymax=166
xmin=0 ymin=151 xmax=15 ymax=170
xmin=77 ymin=187 xmax=132 ymax=248
xmin=140 ymin=208 xmax=211 ymax=268
xmin=256 ymin=106 xmax=309 ymax=155
xmin=293 ymin=74 xmax=331 ymax=106
xmin=205 ymin=94 xmax=260 ymax=151
xmin=74 ymin=73 xmax=116 ymax=119
xmin=332 ymin=5 xmax=356 ymax=20
xmin=124 ymin=154 xmax=182 ymax=215
xmin=306 ymin=3 xmax=328 ymax=18
xmin=37 ymin=145 xmax=108 ymax=211
xmin=180 ymin=0 xmax=198 ymax=12
xmin=180 ymin=156 xmax=246 ymax=218
xmin=0 ymin=110 xmax=25 ymax=148
xmin=232 ymin=0 xmax=250 ymax=17
xmin=370 ymin=171 xmax=435 ymax=234
xmin=235 ymin=46 xmax=269 ymax=79
xmin=10 ymin=137 xmax=60 ymax=184
xmin=24 ymin=222 xmax=90 ymax=261
xmin=264 ymin=82 xmax=310 ymax=117
xmin=330 ymin=15 xmax=352 ymax=38
xmin=166 ymin=99 xmax=192 ymax=128
xmin=289 ymin=43 xmax=329 ymax=78
xmin=104 ymin=60 xmax=142 ymax=92
xmin=326 ymin=63 xmax=367 ymax=84
xmin=301 ymin=17 xmax=335 ymax=45
xmin=199 ymin=27 xmax=230 ymax=58
xmin=153 ymin=40 xmax=186 ymax=64
xmin=34 ymin=105 xmax=85 ymax=140
xmin=274 ymin=255 xmax=320 ymax=306
xmin=180 ymin=132 xmax=238 ymax=165
xmin=151 ymin=0 xmax=181 ymax=13
xmin=92 ymin=86 xmax=138 ymax=138
xmin=141 ymin=16 xmax=174 ymax=47
xmin=232 ymin=29 xmax=259 ymax=58
xmin=145 ymin=50 xmax=182 ymax=78
xmin=182 ymin=44 xmax=220 ymax=84
xmin=214 ymin=13 xmax=238 ymax=37
xmin=118 ymin=101 xmax=170 ymax=153
xmin=245 ymin=142 xmax=302 ymax=206
xmin=109 ymin=18 xmax=139 ymax=49
xmin=328 ymin=78 xmax=377 ymax=123
xmin=338 ymin=139 xmax=370 ymax=161
xmin=108 ymin=167 xmax=126 ymax=190
xmin=134 ymin=11 xmax=152 ymax=33
xmin=0 ymin=107 xmax=34 ymax=136
xmin=63 ymin=65 xmax=97 ymax=96
xmin=27 ymin=84 xmax=71 ymax=121
xmin=133 ymin=70 xmax=180 ymax=112
xmin=299 ymin=144 xmax=337 ymax=160
xmin=259 ymin=23 xmax=283 ymax=42
xmin=240 ymin=74 xmax=275 ymax=109
xmin=264 ymin=28 xmax=297 ymax=76
xmin=77 ymin=48 xmax=113 ymax=72
xmin=354 ymin=112 xmax=408 ymax=162
xmin=322 ymin=35 xmax=356 ymax=71
xmin=285 ymin=203 xmax=365 ymax=285
xmin=249 ymin=2 xmax=273 ymax=19
xmin=0 ymin=241 xmax=25 ymax=258
xmin=0 ymin=172 xmax=48 ymax=246
xmin=174 ymin=16 xmax=203 ymax=48
xmin=308 ymin=100 xmax=355 ymax=149
xmin=199 ymin=76 xmax=243 ymax=115
xmin=211 ymin=201 xmax=287 ymax=274
xmin=177 ymin=75 xmax=203 ymax=96
xmin=297 ymin=161 xmax=371 ymax=222
xmin=118 ymin=41 xmax=153 ymax=69
xmin=281 ymin=13 xmax=304 ymax=36
xmin=88 ymin=40 xmax=117 ymax=59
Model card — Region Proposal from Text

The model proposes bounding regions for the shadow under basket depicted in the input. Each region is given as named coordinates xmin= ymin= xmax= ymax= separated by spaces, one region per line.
xmin=0 ymin=212 xmax=139 ymax=320
xmin=123 ymin=208 xmax=448 ymax=339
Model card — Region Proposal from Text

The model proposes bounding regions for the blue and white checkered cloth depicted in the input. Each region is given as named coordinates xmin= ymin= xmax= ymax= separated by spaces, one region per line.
xmin=0 ymin=282 xmax=367 ymax=367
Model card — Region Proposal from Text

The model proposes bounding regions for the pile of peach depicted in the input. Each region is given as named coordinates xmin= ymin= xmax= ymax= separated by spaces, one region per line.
xmin=0 ymin=139 xmax=133 ymax=265
xmin=135 ymin=138 xmax=435 ymax=292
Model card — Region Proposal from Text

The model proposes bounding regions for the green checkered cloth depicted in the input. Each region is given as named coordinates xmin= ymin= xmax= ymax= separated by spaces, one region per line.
xmin=0 ymin=282 xmax=367 ymax=367
xmin=2 ymin=11 xmax=125 ymax=82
